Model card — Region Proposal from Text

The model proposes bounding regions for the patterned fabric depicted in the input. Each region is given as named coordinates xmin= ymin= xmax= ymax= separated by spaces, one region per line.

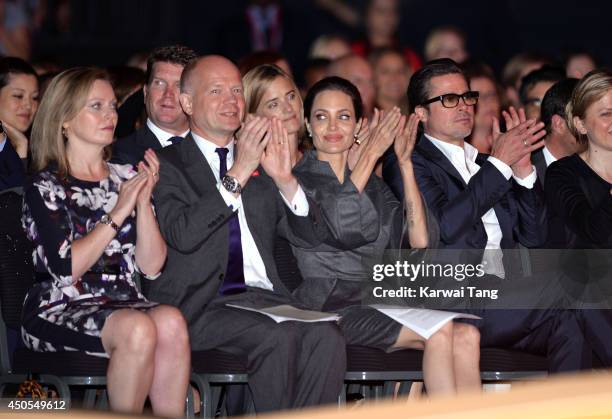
xmin=20 ymin=163 xmax=158 ymax=357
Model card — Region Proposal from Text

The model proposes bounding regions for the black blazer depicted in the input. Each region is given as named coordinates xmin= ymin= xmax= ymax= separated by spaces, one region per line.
xmin=384 ymin=135 xmax=546 ymax=263
xmin=148 ymin=135 xmax=326 ymax=324
xmin=0 ymin=139 xmax=25 ymax=191
xmin=112 ymin=125 xmax=161 ymax=167
xmin=531 ymin=148 xmax=547 ymax=189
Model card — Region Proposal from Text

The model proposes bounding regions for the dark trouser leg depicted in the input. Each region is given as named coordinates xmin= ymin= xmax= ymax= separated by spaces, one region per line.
xmin=292 ymin=322 xmax=346 ymax=407
xmin=193 ymin=303 xmax=345 ymax=413
xmin=577 ymin=309 xmax=612 ymax=367
xmin=476 ymin=309 xmax=591 ymax=373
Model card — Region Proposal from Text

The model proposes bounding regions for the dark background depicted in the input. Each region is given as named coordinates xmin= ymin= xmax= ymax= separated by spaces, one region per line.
xmin=33 ymin=0 xmax=608 ymax=79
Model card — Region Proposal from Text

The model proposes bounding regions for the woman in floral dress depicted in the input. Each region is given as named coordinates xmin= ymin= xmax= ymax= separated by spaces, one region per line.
xmin=21 ymin=67 xmax=189 ymax=417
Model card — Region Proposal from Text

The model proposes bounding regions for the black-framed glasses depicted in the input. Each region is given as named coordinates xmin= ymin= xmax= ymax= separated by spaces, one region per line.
xmin=421 ymin=91 xmax=479 ymax=108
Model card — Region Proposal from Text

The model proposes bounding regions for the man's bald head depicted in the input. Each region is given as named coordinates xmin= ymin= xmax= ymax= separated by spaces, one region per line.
xmin=327 ymin=54 xmax=375 ymax=116
xmin=179 ymin=55 xmax=246 ymax=145
xmin=181 ymin=55 xmax=238 ymax=93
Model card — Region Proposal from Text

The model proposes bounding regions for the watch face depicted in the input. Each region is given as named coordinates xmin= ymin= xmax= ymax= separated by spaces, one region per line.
xmin=100 ymin=214 xmax=110 ymax=223
xmin=223 ymin=175 xmax=240 ymax=193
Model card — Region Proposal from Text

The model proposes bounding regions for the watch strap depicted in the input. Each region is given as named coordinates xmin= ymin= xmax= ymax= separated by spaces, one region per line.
xmin=100 ymin=214 xmax=120 ymax=232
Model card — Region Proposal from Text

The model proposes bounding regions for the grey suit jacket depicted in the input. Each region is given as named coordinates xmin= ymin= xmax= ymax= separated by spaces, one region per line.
xmin=290 ymin=151 xmax=439 ymax=310
xmin=148 ymin=135 xmax=325 ymax=326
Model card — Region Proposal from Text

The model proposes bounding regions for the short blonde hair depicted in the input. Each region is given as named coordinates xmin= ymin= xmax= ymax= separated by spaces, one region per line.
xmin=566 ymin=69 xmax=612 ymax=145
xmin=30 ymin=67 xmax=111 ymax=178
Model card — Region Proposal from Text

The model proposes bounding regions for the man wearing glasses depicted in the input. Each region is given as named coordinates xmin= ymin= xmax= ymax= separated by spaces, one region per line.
xmin=383 ymin=58 xmax=591 ymax=373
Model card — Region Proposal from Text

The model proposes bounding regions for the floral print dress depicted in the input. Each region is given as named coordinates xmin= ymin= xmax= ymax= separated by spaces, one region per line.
xmin=20 ymin=163 xmax=158 ymax=357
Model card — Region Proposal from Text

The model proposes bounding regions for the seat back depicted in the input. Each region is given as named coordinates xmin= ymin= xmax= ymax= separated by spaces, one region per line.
xmin=0 ymin=191 xmax=35 ymax=330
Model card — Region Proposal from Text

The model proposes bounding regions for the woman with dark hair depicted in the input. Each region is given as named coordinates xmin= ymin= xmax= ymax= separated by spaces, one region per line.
xmin=351 ymin=0 xmax=422 ymax=72
xmin=370 ymin=47 xmax=411 ymax=114
xmin=0 ymin=56 xmax=38 ymax=169
xmin=21 ymin=67 xmax=190 ymax=416
xmin=291 ymin=76 xmax=481 ymax=395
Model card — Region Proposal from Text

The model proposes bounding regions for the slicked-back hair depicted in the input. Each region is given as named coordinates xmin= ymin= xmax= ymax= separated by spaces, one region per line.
xmin=407 ymin=58 xmax=464 ymax=113
xmin=0 ymin=56 xmax=38 ymax=90
xmin=518 ymin=65 xmax=565 ymax=105
xmin=540 ymin=78 xmax=578 ymax=135
xmin=145 ymin=44 xmax=197 ymax=86
xmin=303 ymin=76 xmax=363 ymax=122
xmin=368 ymin=46 xmax=406 ymax=68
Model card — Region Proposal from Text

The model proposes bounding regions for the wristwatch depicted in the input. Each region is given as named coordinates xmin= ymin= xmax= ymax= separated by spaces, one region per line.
xmin=99 ymin=214 xmax=120 ymax=232
xmin=221 ymin=174 xmax=242 ymax=194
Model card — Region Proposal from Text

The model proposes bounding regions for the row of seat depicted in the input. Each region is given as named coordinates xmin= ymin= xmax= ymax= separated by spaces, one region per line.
xmin=0 ymin=190 xmax=548 ymax=418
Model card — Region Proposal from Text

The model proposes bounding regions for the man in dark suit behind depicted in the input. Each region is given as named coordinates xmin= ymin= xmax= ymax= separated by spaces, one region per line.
xmin=533 ymin=78 xmax=581 ymax=188
xmin=383 ymin=58 xmax=590 ymax=373
xmin=113 ymin=45 xmax=197 ymax=166
xmin=532 ymin=78 xmax=582 ymax=248
xmin=149 ymin=55 xmax=345 ymax=412
xmin=0 ymin=130 xmax=25 ymax=191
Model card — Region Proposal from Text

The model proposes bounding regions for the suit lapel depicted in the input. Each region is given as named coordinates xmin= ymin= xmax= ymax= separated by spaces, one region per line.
xmin=417 ymin=135 xmax=467 ymax=187
xmin=180 ymin=134 xmax=217 ymax=196
xmin=241 ymin=172 xmax=269 ymax=254
xmin=137 ymin=125 xmax=163 ymax=150
xmin=531 ymin=148 xmax=547 ymax=188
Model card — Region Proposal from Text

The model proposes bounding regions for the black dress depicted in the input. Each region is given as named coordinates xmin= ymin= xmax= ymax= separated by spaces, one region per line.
xmin=546 ymin=153 xmax=612 ymax=248
xmin=546 ymin=153 xmax=612 ymax=366
xmin=20 ymin=163 xmax=158 ymax=358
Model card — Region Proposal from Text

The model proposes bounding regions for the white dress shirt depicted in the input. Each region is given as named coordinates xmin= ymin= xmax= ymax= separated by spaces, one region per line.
xmin=542 ymin=145 xmax=558 ymax=167
xmin=425 ymin=134 xmax=537 ymax=278
xmin=0 ymin=134 xmax=6 ymax=152
xmin=146 ymin=119 xmax=190 ymax=148
xmin=191 ymin=132 xmax=309 ymax=291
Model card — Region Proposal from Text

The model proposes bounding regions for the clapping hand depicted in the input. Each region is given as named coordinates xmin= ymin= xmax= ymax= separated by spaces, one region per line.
xmin=230 ymin=115 xmax=270 ymax=186
xmin=136 ymin=148 xmax=160 ymax=208
xmin=490 ymin=106 xmax=545 ymax=177
xmin=357 ymin=107 xmax=402 ymax=166
xmin=394 ymin=113 xmax=420 ymax=168
xmin=111 ymin=169 xmax=148 ymax=225
xmin=261 ymin=117 xmax=293 ymax=184
xmin=348 ymin=108 xmax=380 ymax=170
xmin=1 ymin=120 xmax=29 ymax=158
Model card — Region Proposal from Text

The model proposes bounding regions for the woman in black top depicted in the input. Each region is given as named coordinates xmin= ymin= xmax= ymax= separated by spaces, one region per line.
xmin=546 ymin=69 xmax=612 ymax=248
xmin=545 ymin=69 xmax=612 ymax=366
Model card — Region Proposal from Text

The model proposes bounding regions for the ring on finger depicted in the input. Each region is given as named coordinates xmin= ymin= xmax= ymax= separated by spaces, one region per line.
xmin=523 ymin=139 xmax=528 ymax=147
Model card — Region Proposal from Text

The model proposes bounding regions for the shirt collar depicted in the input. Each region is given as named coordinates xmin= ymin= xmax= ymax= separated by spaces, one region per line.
xmin=424 ymin=133 xmax=478 ymax=164
xmin=146 ymin=119 xmax=190 ymax=145
xmin=190 ymin=131 xmax=235 ymax=161
xmin=542 ymin=145 xmax=558 ymax=167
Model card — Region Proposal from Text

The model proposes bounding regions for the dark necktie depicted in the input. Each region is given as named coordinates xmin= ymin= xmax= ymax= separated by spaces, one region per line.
xmin=168 ymin=136 xmax=183 ymax=145
xmin=215 ymin=147 xmax=246 ymax=295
